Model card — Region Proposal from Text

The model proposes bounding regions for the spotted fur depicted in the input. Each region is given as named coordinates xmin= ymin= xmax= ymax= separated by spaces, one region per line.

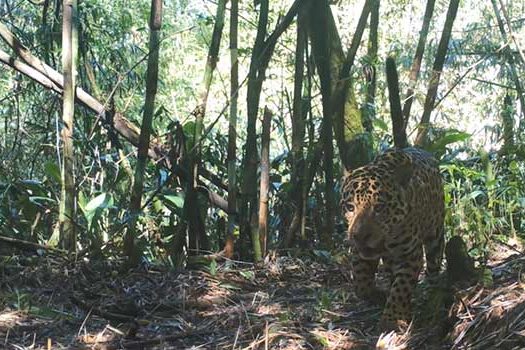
xmin=340 ymin=148 xmax=445 ymax=329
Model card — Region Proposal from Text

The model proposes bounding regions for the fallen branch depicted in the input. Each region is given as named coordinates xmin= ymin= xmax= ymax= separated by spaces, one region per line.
xmin=0 ymin=24 xmax=231 ymax=213
xmin=69 ymin=294 xmax=137 ymax=323
xmin=0 ymin=234 xmax=67 ymax=254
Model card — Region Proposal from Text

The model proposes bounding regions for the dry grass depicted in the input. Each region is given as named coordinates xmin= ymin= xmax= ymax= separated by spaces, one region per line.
xmin=0 ymin=244 xmax=524 ymax=349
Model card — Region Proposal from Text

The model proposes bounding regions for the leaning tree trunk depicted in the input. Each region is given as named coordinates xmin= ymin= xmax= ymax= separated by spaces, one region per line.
xmin=386 ymin=57 xmax=408 ymax=148
xmin=185 ymin=0 xmax=226 ymax=254
xmin=402 ymin=0 xmax=436 ymax=125
xmin=414 ymin=0 xmax=460 ymax=147
xmin=125 ymin=0 xmax=163 ymax=267
xmin=308 ymin=0 xmax=336 ymax=249
xmin=305 ymin=0 xmax=375 ymax=248
xmin=490 ymin=0 xmax=525 ymax=126
xmin=59 ymin=0 xmax=77 ymax=252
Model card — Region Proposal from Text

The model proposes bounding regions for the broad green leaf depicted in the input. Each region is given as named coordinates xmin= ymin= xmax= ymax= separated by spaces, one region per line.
xmin=428 ymin=130 xmax=471 ymax=154
xmin=85 ymin=193 xmax=108 ymax=212
xmin=44 ymin=162 xmax=61 ymax=183
xmin=163 ymin=194 xmax=185 ymax=209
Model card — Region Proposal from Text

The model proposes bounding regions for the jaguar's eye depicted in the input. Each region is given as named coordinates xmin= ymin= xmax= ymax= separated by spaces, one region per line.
xmin=375 ymin=204 xmax=385 ymax=213
xmin=345 ymin=203 xmax=355 ymax=213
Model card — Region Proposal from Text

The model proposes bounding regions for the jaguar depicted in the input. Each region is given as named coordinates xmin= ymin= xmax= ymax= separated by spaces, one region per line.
xmin=340 ymin=147 xmax=445 ymax=329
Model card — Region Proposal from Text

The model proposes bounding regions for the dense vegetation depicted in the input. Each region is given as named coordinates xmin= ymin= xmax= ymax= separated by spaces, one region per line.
xmin=1 ymin=0 xmax=525 ymax=348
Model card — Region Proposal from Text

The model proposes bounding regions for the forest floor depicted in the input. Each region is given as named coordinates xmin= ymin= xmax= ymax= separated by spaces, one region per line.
xmin=1 ymin=241 xmax=525 ymax=350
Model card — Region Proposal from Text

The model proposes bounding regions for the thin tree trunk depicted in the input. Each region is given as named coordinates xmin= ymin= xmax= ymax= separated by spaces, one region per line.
xmin=284 ymin=7 xmax=306 ymax=248
xmin=0 ymin=24 xmax=232 ymax=214
xmin=59 ymin=0 xmax=77 ymax=252
xmin=386 ymin=57 xmax=407 ymax=148
xmin=185 ymin=0 xmax=226 ymax=254
xmin=362 ymin=0 xmax=379 ymax=133
xmin=125 ymin=0 xmax=162 ymax=266
xmin=414 ymin=0 xmax=460 ymax=147
xmin=321 ymin=126 xmax=335 ymax=249
xmin=240 ymin=0 xmax=269 ymax=259
xmin=491 ymin=0 xmax=525 ymax=124
xmin=257 ymin=107 xmax=272 ymax=260
xmin=240 ymin=0 xmax=308 ymax=259
xmin=402 ymin=0 xmax=436 ymax=125
xmin=225 ymin=0 xmax=238 ymax=259
xmin=500 ymin=93 xmax=515 ymax=154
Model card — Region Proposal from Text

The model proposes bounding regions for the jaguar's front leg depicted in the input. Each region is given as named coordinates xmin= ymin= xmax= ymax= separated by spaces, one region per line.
xmin=380 ymin=251 xmax=423 ymax=331
xmin=352 ymin=255 xmax=385 ymax=304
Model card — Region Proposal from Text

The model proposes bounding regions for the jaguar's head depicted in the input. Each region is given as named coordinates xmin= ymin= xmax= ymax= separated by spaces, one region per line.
xmin=340 ymin=155 xmax=413 ymax=259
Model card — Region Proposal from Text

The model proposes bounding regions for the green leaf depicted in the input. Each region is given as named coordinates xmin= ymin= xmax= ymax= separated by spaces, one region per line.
xmin=469 ymin=190 xmax=486 ymax=200
xmin=85 ymin=193 xmax=109 ymax=212
xmin=208 ymin=259 xmax=217 ymax=276
xmin=373 ymin=117 xmax=389 ymax=131
xmin=480 ymin=268 xmax=493 ymax=287
xmin=44 ymin=162 xmax=61 ymax=183
xmin=314 ymin=334 xmax=330 ymax=346
xmin=163 ymin=194 xmax=185 ymax=209
xmin=82 ymin=193 xmax=112 ymax=230
xmin=183 ymin=121 xmax=196 ymax=150
xmin=428 ymin=130 xmax=471 ymax=154
xmin=239 ymin=270 xmax=255 ymax=281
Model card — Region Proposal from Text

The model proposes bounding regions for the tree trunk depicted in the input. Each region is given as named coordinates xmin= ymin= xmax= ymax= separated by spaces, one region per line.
xmin=402 ymin=0 xmax=436 ymax=125
xmin=284 ymin=7 xmax=306 ymax=248
xmin=414 ymin=0 xmax=460 ymax=147
xmin=257 ymin=107 xmax=272 ymax=260
xmin=240 ymin=0 xmax=307 ymax=259
xmin=308 ymin=0 xmax=375 ymax=170
xmin=331 ymin=0 xmax=375 ymax=169
xmin=59 ymin=0 xmax=77 ymax=252
xmin=386 ymin=57 xmax=408 ymax=148
xmin=185 ymin=0 xmax=226 ymax=254
xmin=225 ymin=0 xmax=238 ymax=259
xmin=0 ymin=24 xmax=231 ymax=214
xmin=239 ymin=0 xmax=269 ymax=259
xmin=125 ymin=0 xmax=163 ymax=266
xmin=307 ymin=0 xmax=335 ymax=249
xmin=362 ymin=0 xmax=380 ymax=133
xmin=500 ymin=93 xmax=515 ymax=153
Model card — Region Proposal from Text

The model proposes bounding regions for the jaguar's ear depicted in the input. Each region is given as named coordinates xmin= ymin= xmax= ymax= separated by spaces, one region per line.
xmin=393 ymin=160 xmax=413 ymax=187
xmin=343 ymin=167 xmax=352 ymax=178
